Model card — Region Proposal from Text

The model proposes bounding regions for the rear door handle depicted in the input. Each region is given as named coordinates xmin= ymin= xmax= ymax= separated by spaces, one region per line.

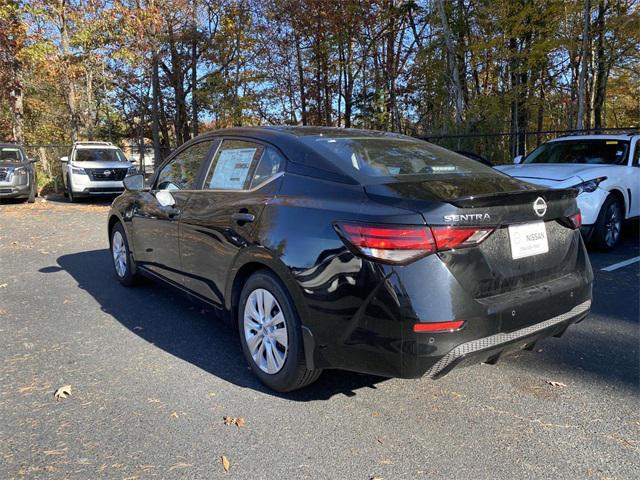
xmin=231 ymin=212 xmax=255 ymax=223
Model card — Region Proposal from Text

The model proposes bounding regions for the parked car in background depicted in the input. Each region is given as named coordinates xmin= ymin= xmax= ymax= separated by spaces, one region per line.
xmin=455 ymin=150 xmax=493 ymax=167
xmin=0 ymin=143 xmax=37 ymax=203
xmin=495 ymin=134 xmax=640 ymax=250
xmin=107 ymin=127 xmax=592 ymax=392
xmin=61 ymin=141 xmax=136 ymax=202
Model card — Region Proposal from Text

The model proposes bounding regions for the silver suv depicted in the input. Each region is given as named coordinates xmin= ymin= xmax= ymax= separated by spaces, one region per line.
xmin=0 ymin=143 xmax=37 ymax=203
xmin=61 ymin=142 xmax=136 ymax=202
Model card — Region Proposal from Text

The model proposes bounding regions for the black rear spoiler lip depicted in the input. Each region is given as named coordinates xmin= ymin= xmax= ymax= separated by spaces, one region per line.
xmin=448 ymin=187 xmax=577 ymax=208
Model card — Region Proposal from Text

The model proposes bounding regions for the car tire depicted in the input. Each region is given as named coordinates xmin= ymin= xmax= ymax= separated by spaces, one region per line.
xmin=238 ymin=270 xmax=321 ymax=392
xmin=66 ymin=175 xmax=77 ymax=203
xmin=110 ymin=222 xmax=140 ymax=287
xmin=27 ymin=182 xmax=36 ymax=203
xmin=591 ymin=195 xmax=623 ymax=251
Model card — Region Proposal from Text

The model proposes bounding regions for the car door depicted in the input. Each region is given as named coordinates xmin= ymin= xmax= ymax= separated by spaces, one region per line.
xmin=179 ymin=138 xmax=285 ymax=305
xmin=628 ymin=138 xmax=640 ymax=218
xmin=131 ymin=138 xmax=218 ymax=285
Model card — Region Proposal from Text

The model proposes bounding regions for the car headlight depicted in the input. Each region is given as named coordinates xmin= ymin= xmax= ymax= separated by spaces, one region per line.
xmin=572 ymin=176 xmax=607 ymax=195
xmin=12 ymin=166 xmax=27 ymax=176
xmin=127 ymin=166 xmax=138 ymax=175
xmin=71 ymin=166 xmax=87 ymax=175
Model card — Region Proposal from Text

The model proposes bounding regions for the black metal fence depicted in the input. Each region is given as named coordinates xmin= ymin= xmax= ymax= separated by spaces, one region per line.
xmin=423 ymin=127 xmax=637 ymax=165
xmin=22 ymin=126 xmax=638 ymax=193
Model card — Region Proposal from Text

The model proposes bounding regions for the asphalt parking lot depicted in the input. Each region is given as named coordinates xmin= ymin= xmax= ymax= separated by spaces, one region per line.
xmin=1 ymin=197 xmax=638 ymax=479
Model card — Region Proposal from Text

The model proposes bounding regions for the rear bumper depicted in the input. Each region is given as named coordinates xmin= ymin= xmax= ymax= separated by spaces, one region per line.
xmin=423 ymin=300 xmax=590 ymax=378
xmin=301 ymin=228 xmax=593 ymax=379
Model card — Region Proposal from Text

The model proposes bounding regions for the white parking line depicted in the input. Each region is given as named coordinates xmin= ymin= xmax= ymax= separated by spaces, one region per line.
xmin=601 ymin=256 xmax=640 ymax=272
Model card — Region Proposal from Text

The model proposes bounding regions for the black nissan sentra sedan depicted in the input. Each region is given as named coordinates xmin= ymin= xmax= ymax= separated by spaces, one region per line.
xmin=107 ymin=127 xmax=593 ymax=392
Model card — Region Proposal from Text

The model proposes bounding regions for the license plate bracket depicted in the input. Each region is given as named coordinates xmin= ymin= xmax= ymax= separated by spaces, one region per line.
xmin=508 ymin=221 xmax=549 ymax=260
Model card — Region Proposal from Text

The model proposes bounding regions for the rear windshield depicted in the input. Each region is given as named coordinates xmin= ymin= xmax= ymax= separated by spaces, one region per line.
xmin=524 ymin=140 xmax=629 ymax=165
xmin=75 ymin=148 xmax=127 ymax=162
xmin=299 ymin=137 xmax=497 ymax=183
xmin=0 ymin=147 xmax=25 ymax=164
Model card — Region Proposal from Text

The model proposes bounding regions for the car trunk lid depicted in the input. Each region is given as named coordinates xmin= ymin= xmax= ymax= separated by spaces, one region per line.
xmin=364 ymin=176 xmax=581 ymax=299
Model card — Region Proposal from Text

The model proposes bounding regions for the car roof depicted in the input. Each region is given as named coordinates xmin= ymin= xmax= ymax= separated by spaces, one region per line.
xmin=197 ymin=125 xmax=410 ymax=141
xmin=75 ymin=144 xmax=120 ymax=150
xmin=549 ymin=134 xmax=638 ymax=142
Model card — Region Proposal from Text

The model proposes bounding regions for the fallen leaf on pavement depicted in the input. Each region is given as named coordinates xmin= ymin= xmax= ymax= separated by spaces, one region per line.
xmin=54 ymin=385 xmax=72 ymax=400
xmin=223 ymin=416 xmax=246 ymax=428
xmin=221 ymin=455 xmax=230 ymax=473
xmin=0 ymin=284 xmax=7 ymax=288
xmin=547 ymin=380 xmax=567 ymax=388
xmin=170 ymin=411 xmax=179 ymax=418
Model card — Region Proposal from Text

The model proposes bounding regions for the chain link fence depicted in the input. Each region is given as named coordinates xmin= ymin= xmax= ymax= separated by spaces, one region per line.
xmin=22 ymin=127 xmax=637 ymax=194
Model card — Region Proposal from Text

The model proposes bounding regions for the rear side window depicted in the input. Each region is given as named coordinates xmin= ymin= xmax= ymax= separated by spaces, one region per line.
xmin=156 ymin=140 xmax=214 ymax=190
xmin=299 ymin=137 xmax=495 ymax=184
xmin=204 ymin=140 xmax=283 ymax=191
xmin=251 ymin=148 xmax=284 ymax=188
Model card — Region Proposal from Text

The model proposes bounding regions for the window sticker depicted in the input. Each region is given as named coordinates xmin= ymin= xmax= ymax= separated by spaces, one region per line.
xmin=606 ymin=141 xmax=618 ymax=145
xmin=209 ymin=148 xmax=256 ymax=189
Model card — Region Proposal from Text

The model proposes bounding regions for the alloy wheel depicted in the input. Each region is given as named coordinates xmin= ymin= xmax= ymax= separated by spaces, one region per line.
xmin=112 ymin=230 xmax=127 ymax=278
xmin=243 ymin=288 xmax=288 ymax=374
xmin=604 ymin=202 xmax=622 ymax=247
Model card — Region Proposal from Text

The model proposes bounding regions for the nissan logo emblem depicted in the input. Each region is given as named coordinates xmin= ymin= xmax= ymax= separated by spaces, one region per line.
xmin=533 ymin=197 xmax=547 ymax=217
xmin=104 ymin=170 xmax=112 ymax=176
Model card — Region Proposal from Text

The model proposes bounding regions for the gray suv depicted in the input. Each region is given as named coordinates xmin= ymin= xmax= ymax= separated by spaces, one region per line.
xmin=61 ymin=142 xmax=135 ymax=202
xmin=0 ymin=143 xmax=37 ymax=203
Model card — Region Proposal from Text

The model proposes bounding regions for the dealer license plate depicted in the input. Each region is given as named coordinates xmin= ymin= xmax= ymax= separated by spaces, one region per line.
xmin=508 ymin=221 xmax=549 ymax=260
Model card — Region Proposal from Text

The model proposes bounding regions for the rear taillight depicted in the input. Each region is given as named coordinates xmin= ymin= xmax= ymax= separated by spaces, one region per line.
xmin=336 ymin=223 xmax=436 ymax=264
xmin=430 ymin=226 xmax=494 ymax=251
xmin=335 ymin=223 xmax=494 ymax=264
xmin=569 ymin=211 xmax=582 ymax=229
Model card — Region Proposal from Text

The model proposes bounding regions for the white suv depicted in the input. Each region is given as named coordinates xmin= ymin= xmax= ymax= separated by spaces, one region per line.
xmin=496 ymin=134 xmax=639 ymax=250
xmin=61 ymin=142 xmax=136 ymax=202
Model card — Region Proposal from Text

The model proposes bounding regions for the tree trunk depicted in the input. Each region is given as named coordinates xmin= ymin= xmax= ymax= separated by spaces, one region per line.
xmin=191 ymin=0 xmax=199 ymax=137
xmin=294 ymin=33 xmax=307 ymax=126
xmin=86 ymin=67 xmax=95 ymax=140
xmin=576 ymin=0 xmax=591 ymax=130
xmin=435 ymin=0 xmax=465 ymax=124
xmin=58 ymin=0 xmax=79 ymax=142
xmin=151 ymin=56 xmax=162 ymax=168
xmin=593 ymin=0 xmax=607 ymax=129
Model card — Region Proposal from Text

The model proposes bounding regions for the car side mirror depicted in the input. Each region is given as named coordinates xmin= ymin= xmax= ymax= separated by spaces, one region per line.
xmin=60 ymin=156 xmax=69 ymax=163
xmin=155 ymin=189 xmax=176 ymax=207
xmin=513 ymin=155 xmax=523 ymax=164
xmin=123 ymin=174 xmax=145 ymax=192
xmin=29 ymin=158 xmax=39 ymax=164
